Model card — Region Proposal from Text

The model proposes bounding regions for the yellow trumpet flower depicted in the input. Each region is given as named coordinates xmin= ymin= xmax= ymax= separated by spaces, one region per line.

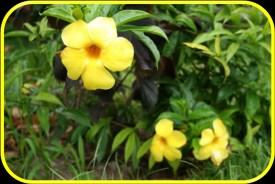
xmin=194 ymin=118 xmax=230 ymax=166
xmin=60 ymin=17 xmax=134 ymax=90
xmin=150 ymin=119 xmax=187 ymax=162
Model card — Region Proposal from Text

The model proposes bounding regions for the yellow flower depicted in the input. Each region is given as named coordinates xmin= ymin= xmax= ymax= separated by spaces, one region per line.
xmin=150 ymin=119 xmax=187 ymax=162
xmin=194 ymin=118 xmax=230 ymax=166
xmin=60 ymin=17 xmax=134 ymax=90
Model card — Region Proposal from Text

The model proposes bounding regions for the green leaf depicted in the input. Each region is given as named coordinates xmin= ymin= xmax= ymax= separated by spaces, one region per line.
xmin=72 ymin=6 xmax=83 ymax=20
xmin=86 ymin=122 xmax=105 ymax=141
xmin=137 ymin=138 xmax=152 ymax=159
xmin=245 ymin=91 xmax=260 ymax=120
xmin=78 ymin=136 xmax=85 ymax=171
xmin=259 ymin=42 xmax=271 ymax=53
xmin=37 ymin=108 xmax=50 ymax=136
xmin=124 ymin=133 xmax=137 ymax=162
xmin=193 ymin=33 xmax=214 ymax=44
xmin=148 ymin=154 xmax=156 ymax=170
xmin=119 ymin=25 xmax=168 ymax=40
xmin=60 ymin=109 xmax=91 ymax=127
xmin=38 ymin=17 xmax=53 ymax=38
xmin=169 ymin=98 xmax=188 ymax=115
xmin=213 ymin=56 xmax=231 ymax=78
xmin=113 ymin=10 xmax=151 ymax=26
xmin=42 ymin=6 xmax=76 ymax=23
xmin=230 ymin=137 xmax=245 ymax=152
xmin=191 ymin=138 xmax=200 ymax=150
xmin=183 ymin=42 xmax=214 ymax=56
xmin=219 ymin=107 xmax=239 ymax=119
xmin=188 ymin=106 xmax=216 ymax=121
xmin=158 ymin=112 xmax=184 ymax=123
xmin=5 ymin=30 xmax=30 ymax=38
xmin=168 ymin=159 xmax=180 ymax=176
xmin=111 ymin=128 xmax=134 ymax=152
xmin=32 ymin=92 xmax=63 ymax=106
xmin=217 ymin=84 xmax=235 ymax=102
xmin=175 ymin=13 xmax=197 ymax=32
xmin=162 ymin=31 xmax=180 ymax=58
xmin=226 ymin=43 xmax=240 ymax=62
xmin=96 ymin=125 xmax=110 ymax=162
xmin=244 ymin=123 xmax=253 ymax=146
xmin=83 ymin=5 xmax=115 ymax=22
xmin=133 ymin=31 xmax=160 ymax=68
xmin=25 ymin=138 xmax=37 ymax=156
xmin=215 ymin=36 xmax=221 ymax=56
xmin=24 ymin=23 xmax=37 ymax=34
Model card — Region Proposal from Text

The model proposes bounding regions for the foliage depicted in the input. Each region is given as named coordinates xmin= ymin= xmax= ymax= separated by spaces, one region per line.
xmin=4 ymin=4 xmax=271 ymax=180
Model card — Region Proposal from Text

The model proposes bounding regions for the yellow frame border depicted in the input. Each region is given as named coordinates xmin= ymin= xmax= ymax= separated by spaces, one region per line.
xmin=1 ymin=1 xmax=274 ymax=183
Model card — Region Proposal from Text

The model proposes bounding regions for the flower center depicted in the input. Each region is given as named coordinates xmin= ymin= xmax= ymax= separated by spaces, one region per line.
xmin=159 ymin=137 xmax=167 ymax=145
xmin=86 ymin=45 xmax=101 ymax=59
xmin=212 ymin=137 xmax=219 ymax=144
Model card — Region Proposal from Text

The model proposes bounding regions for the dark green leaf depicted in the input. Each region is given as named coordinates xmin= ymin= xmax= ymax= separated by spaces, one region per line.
xmin=113 ymin=10 xmax=151 ymax=26
xmin=158 ymin=112 xmax=184 ymax=123
xmin=188 ymin=107 xmax=216 ymax=121
xmin=175 ymin=13 xmax=197 ymax=32
xmin=42 ymin=6 xmax=76 ymax=23
xmin=162 ymin=31 xmax=180 ymax=58
xmin=83 ymin=5 xmax=115 ymax=21
xmin=96 ymin=125 xmax=110 ymax=162
xmin=119 ymin=25 xmax=168 ymax=40
xmin=60 ymin=109 xmax=91 ymax=127
xmin=132 ymin=31 xmax=160 ymax=67
xmin=245 ymin=91 xmax=260 ymax=120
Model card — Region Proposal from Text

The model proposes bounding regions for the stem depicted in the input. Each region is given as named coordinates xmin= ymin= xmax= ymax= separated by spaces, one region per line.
xmin=114 ymin=66 xmax=133 ymax=91
xmin=111 ymin=121 xmax=128 ymax=128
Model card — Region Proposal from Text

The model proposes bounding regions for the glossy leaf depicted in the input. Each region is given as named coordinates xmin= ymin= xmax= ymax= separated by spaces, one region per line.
xmin=133 ymin=31 xmax=160 ymax=67
xmin=113 ymin=10 xmax=151 ymax=26
xmin=119 ymin=25 xmax=168 ymax=40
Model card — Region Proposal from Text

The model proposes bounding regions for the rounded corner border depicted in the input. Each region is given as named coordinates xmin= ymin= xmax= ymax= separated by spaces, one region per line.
xmin=0 ymin=1 xmax=274 ymax=184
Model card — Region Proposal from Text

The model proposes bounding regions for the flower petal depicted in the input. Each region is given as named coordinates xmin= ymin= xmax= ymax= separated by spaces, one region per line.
xmin=214 ymin=137 xmax=228 ymax=149
xmin=155 ymin=119 xmax=173 ymax=137
xmin=210 ymin=148 xmax=229 ymax=166
xmin=100 ymin=37 xmax=134 ymax=72
xmin=194 ymin=144 xmax=213 ymax=160
xmin=163 ymin=147 xmax=182 ymax=161
xmin=150 ymin=143 xmax=164 ymax=162
xmin=88 ymin=17 xmax=117 ymax=48
xmin=166 ymin=130 xmax=187 ymax=148
xmin=60 ymin=47 xmax=88 ymax=80
xmin=61 ymin=20 xmax=92 ymax=49
xmin=199 ymin=128 xmax=215 ymax=146
xmin=81 ymin=60 xmax=115 ymax=90
xmin=213 ymin=119 xmax=229 ymax=139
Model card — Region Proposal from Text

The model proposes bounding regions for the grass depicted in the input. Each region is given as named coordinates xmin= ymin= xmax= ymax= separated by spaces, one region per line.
xmin=5 ymin=135 xmax=270 ymax=180
xmin=184 ymin=138 xmax=270 ymax=180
